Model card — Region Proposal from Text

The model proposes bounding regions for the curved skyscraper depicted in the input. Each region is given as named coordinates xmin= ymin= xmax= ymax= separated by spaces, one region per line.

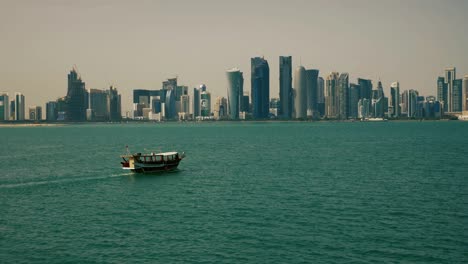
xmin=226 ymin=68 xmax=243 ymax=120
xmin=165 ymin=89 xmax=176 ymax=119
xmin=294 ymin=66 xmax=306 ymax=119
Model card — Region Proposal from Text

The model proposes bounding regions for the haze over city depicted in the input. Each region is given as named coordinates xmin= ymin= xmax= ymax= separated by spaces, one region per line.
xmin=1 ymin=0 xmax=467 ymax=113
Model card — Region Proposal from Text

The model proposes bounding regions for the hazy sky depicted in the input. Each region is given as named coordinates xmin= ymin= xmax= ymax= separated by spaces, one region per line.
xmin=1 ymin=0 xmax=467 ymax=113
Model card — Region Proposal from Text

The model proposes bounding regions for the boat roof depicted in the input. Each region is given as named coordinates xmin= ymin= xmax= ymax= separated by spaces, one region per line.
xmin=136 ymin=151 xmax=179 ymax=156
xmin=158 ymin=152 xmax=178 ymax=156
xmin=121 ymin=151 xmax=179 ymax=158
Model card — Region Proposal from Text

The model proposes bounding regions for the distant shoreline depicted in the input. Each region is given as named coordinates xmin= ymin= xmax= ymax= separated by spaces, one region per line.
xmin=0 ymin=123 xmax=65 ymax=128
xmin=0 ymin=118 xmax=463 ymax=127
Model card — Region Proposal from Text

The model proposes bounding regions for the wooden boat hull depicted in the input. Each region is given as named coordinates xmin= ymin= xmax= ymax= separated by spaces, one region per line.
xmin=129 ymin=161 xmax=181 ymax=173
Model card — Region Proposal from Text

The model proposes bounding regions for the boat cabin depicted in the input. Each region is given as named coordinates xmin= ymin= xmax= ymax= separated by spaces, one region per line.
xmin=133 ymin=152 xmax=180 ymax=164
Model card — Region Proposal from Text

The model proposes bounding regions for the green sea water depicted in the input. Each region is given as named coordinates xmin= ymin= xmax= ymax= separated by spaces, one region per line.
xmin=1 ymin=121 xmax=467 ymax=263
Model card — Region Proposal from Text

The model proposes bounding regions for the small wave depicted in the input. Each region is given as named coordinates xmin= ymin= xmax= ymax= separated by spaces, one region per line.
xmin=0 ymin=172 xmax=131 ymax=189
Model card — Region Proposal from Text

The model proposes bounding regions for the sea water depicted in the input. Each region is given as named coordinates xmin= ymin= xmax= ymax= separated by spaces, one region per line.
xmin=1 ymin=121 xmax=467 ymax=263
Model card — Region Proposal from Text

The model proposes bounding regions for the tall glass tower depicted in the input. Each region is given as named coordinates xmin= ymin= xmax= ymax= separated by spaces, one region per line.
xmin=294 ymin=66 xmax=306 ymax=119
xmin=453 ymin=79 xmax=463 ymax=112
xmin=390 ymin=82 xmax=400 ymax=117
xmin=357 ymin=78 xmax=372 ymax=100
xmin=15 ymin=92 xmax=25 ymax=121
xmin=338 ymin=73 xmax=349 ymax=120
xmin=193 ymin=87 xmax=200 ymax=118
xmin=349 ymin=83 xmax=360 ymax=119
xmin=317 ymin=77 xmax=325 ymax=117
xmin=251 ymin=57 xmax=270 ymax=119
xmin=279 ymin=56 xmax=292 ymax=119
xmin=445 ymin=67 xmax=456 ymax=112
xmin=325 ymin=72 xmax=339 ymax=118
xmin=437 ymin=76 xmax=447 ymax=111
xmin=305 ymin=69 xmax=319 ymax=118
xmin=0 ymin=93 xmax=9 ymax=121
xmin=226 ymin=68 xmax=243 ymax=120
xmin=67 ymin=68 xmax=87 ymax=121
xmin=464 ymin=75 xmax=468 ymax=112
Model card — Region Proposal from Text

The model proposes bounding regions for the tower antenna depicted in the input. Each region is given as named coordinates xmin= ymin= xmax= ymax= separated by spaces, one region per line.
xmin=73 ymin=64 xmax=81 ymax=79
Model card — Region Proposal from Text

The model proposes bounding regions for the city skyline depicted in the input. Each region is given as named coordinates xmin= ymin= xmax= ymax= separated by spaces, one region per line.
xmin=1 ymin=0 xmax=467 ymax=113
xmin=0 ymin=63 xmax=463 ymax=121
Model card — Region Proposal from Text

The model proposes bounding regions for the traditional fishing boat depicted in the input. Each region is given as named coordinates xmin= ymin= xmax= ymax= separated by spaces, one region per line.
xmin=121 ymin=148 xmax=185 ymax=173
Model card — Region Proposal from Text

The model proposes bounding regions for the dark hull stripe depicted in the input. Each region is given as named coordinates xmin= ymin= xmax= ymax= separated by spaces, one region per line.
xmin=131 ymin=164 xmax=180 ymax=173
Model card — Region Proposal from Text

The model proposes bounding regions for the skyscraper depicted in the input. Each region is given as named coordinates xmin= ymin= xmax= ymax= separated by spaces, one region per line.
xmin=162 ymin=78 xmax=178 ymax=120
xmin=390 ymin=82 xmax=400 ymax=117
xmin=88 ymin=89 xmax=108 ymax=121
xmin=200 ymin=90 xmax=211 ymax=117
xmin=437 ymin=76 xmax=448 ymax=112
xmin=0 ymin=93 xmax=9 ymax=121
xmin=337 ymin=73 xmax=349 ymax=119
xmin=438 ymin=67 xmax=462 ymax=113
xmin=464 ymin=75 xmax=468 ymax=112
xmin=348 ymin=84 xmax=360 ymax=119
xmin=132 ymin=89 xmax=160 ymax=118
xmin=180 ymin=95 xmax=190 ymax=115
xmin=279 ymin=56 xmax=292 ymax=119
xmin=317 ymin=77 xmax=325 ymax=117
xmin=294 ymin=66 xmax=306 ymax=119
xmin=214 ymin=96 xmax=227 ymax=120
xmin=401 ymin=90 xmax=408 ymax=115
xmin=269 ymin=98 xmax=280 ymax=117
xmin=226 ymin=68 xmax=243 ymax=120
xmin=165 ymin=89 xmax=176 ymax=119
xmin=133 ymin=89 xmax=160 ymax=107
xmin=241 ymin=93 xmax=250 ymax=113
xmin=357 ymin=78 xmax=372 ymax=100
xmin=357 ymin=98 xmax=370 ymax=119
xmin=163 ymin=78 xmax=177 ymax=91
xmin=86 ymin=86 xmax=121 ymax=121
xmin=14 ymin=92 xmax=25 ymax=121
xmin=325 ymin=72 xmax=339 ymax=118
xmin=371 ymin=80 xmax=385 ymax=118
xmin=66 ymin=68 xmax=87 ymax=121
xmin=408 ymin=89 xmax=419 ymax=117
xmin=200 ymin=84 xmax=207 ymax=92
xmin=107 ymin=86 xmax=121 ymax=121
xmin=28 ymin=106 xmax=42 ymax=121
xmin=445 ymin=67 xmax=455 ymax=112
xmin=175 ymin=85 xmax=188 ymax=101
xmin=46 ymin=101 xmax=58 ymax=121
xmin=453 ymin=79 xmax=463 ymax=112
xmin=305 ymin=69 xmax=319 ymax=118
xmin=251 ymin=57 xmax=270 ymax=119
xmin=193 ymin=86 xmax=201 ymax=118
